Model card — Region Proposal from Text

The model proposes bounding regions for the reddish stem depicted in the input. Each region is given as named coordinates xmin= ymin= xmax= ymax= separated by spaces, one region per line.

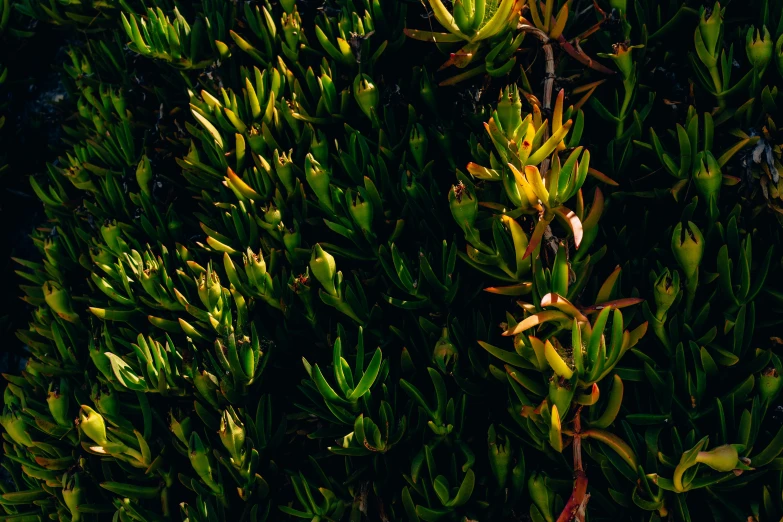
xmin=557 ymin=36 xmax=616 ymax=75
xmin=556 ymin=471 xmax=589 ymax=522
xmin=556 ymin=407 xmax=590 ymax=522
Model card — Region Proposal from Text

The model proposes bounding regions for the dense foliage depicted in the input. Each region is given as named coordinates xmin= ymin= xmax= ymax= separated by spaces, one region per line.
xmin=1 ymin=0 xmax=783 ymax=520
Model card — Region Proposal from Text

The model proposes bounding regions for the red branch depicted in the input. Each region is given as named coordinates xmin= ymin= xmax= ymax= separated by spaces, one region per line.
xmin=556 ymin=408 xmax=590 ymax=522
xmin=556 ymin=471 xmax=589 ymax=522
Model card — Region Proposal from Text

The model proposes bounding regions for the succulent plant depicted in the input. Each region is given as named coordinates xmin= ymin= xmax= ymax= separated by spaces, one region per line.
xmin=2 ymin=0 xmax=783 ymax=521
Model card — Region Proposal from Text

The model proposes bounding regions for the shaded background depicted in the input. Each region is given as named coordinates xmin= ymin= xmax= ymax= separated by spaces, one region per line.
xmin=0 ymin=22 xmax=66 ymax=373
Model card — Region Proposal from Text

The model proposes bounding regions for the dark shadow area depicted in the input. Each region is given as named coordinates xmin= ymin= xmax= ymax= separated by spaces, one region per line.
xmin=0 ymin=22 xmax=67 ymax=371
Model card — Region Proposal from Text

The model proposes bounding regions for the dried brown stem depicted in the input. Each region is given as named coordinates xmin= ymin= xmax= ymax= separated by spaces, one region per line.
xmin=516 ymin=24 xmax=553 ymax=176
xmin=516 ymin=24 xmax=554 ymax=113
